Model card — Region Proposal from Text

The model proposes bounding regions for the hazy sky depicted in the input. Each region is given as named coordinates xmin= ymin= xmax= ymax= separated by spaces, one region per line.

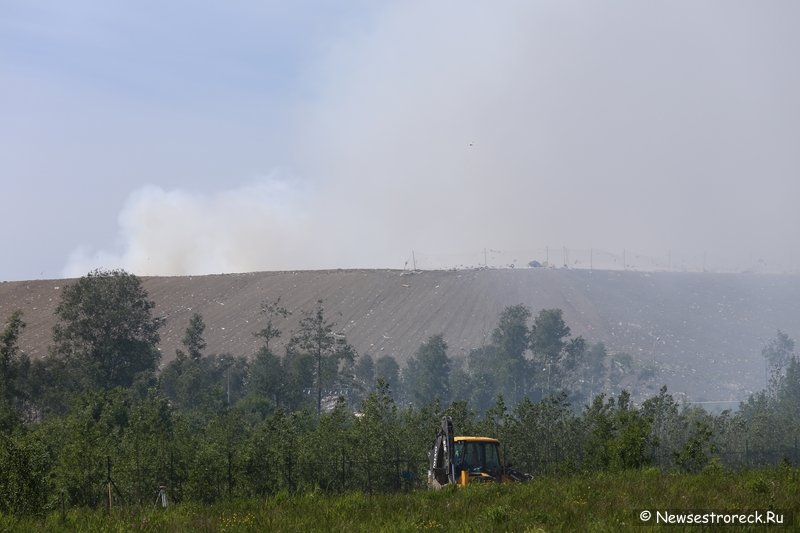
xmin=2 ymin=1 xmax=799 ymax=281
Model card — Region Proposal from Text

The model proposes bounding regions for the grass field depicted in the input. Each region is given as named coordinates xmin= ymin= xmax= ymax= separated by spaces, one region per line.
xmin=2 ymin=467 xmax=799 ymax=532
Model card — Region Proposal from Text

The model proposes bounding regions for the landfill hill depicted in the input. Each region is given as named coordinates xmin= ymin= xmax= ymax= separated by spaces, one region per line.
xmin=1 ymin=268 xmax=798 ymax=404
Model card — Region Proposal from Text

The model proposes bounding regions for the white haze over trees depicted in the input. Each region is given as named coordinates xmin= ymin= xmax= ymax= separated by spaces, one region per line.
xmin=1 ymin=1 xmax=798 ymax=279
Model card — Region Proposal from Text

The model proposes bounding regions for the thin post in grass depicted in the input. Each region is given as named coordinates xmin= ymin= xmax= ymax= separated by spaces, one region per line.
xmin=169 ymin=449 xmax=174 ymax=503
xmin=227 ymin=449 xmax=233 ymax=498
xmin=341 ymin=449 xmax=346 ymax=492
xmin=104 ymin=456 xmax=124 ymax=513
xmin=107 ymin=456 xmax=112 ymax=512
xmin=745 ymin=439 xmax=749 ymax=469
xmin=286 ymin=450 xmax=294 ymax=492
xmin=367 ymin=458 xmax=372 ymax=495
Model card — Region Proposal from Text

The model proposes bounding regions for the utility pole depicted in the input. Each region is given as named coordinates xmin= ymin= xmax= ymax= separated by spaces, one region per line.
xmin=317 ymin=349 xmax=323 ymax=415
xmin=484 ymin=248 xmax=488 ymax=268
xmin=412 ymin=251 xmax=417 ymax=271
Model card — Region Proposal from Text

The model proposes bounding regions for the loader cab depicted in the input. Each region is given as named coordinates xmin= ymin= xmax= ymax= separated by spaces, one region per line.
xmin=453 ymin=437 xmax=503 ymax=483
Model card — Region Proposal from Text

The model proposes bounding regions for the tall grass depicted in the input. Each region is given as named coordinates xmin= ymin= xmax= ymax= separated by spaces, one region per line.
xmin=3 ymin=467 xmax=799 ymax=532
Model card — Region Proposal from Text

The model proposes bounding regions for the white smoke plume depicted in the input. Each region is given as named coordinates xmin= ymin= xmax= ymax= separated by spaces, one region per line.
xmin=64 ymin=177 xmax=316 ymax=276
xmin=63 ymin=1 xmax=800 ymax=276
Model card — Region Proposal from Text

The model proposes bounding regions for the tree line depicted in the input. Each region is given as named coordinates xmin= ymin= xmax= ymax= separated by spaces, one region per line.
xmin=0 ymin=269 xmax=798 ymax=515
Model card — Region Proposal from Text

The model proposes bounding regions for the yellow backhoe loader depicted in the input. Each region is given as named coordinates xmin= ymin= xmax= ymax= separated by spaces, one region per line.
xmin=427 ymin=416 xmax=531 ymax=488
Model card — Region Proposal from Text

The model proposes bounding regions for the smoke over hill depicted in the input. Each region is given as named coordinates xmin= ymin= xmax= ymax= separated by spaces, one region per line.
xmin=59 ymin=1 xmax=800 ymax=279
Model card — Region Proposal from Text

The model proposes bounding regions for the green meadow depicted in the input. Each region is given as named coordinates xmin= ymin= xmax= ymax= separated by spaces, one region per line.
xmin=3 ymin=467 xmax=798 ymax=533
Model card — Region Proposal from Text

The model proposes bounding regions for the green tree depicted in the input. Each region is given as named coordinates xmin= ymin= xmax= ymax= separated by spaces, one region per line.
xmin=490 ymin=305 xmax=532 ymax=405
xmin=777 ymin=355 xmax=800 ymax=412
xmin=347 ymin=353 xmax=376 ymax=406
xmin=771 ymin=355 xmax=800 ymax=455
xmin=161 ymin=314 xmax=214 ymax=411
xmin=179 ymin=313 xmax=207 ymax=362
xmin=48 ymin=388 xmax=131 ymax=507
xmin=245 ymin=299 xmax=290 ymax=409
xmin=0 ymin=431 xmax=49 ymax=514
xmin=530 ymin=309 xmax=571 ymax=397
xmin=207 ymin=353 xmax=249 ymax=409
xmin=404 ymin=334 xmax=450 ymax=408
xmin=181 ymin=409 xmax=248 ymax=502
xmin=583 ymin=391 xmax=654 ymax=471
xmin=449 ymin=357 xmax=473 ymax=404
xmin=0 ymin=310 xmax=29 ymax=426
xmin=25 ymin=355 xmax=72 ymax=418
xmin=467 ymin=305 xmax=535 ymax=410
xmin=641 ymin=385 xmax=680 ymax=466
xmin=742 ymin=332 xmax=800 ymax=459
xmin=247 ymin=347 xmax=284 ymax=407
xmin=492 ymin=305 xmax=531 ymax=360
xmin=608 ymin=391 xmax=655 ymax=470
xmin=0 ymin=310 xmax=26 ymax=392
xmin=354 ymin=354 xmax=376 ymax=390
xmin=253 ymin=298 xmax=290 ymax=353
xmin=584 ymin=342 xmax=608 ymax=398
xmin=52 ymin=269 xmax=163 ymax=391
xmin=375 ymin=355 xmax=401 ymax=399
xmin=763 ymin=330 xmax=795 ymax=392
xmin=355 ymin=380 xmax=400 ymax=490
xmin=288 ymin=301 xmax=351 ymax=415
xmin=499 ymin=393 xmax=580 ymax=475
xmin=673 ymin=409 xmax=717 ymax=473
xmin=118 ymin=394 xmax=174 ymax=503
xmin=530 ymin=309 xmax=570 ymax=363
xmin=560 ymin=336 xmax=588 ymax=404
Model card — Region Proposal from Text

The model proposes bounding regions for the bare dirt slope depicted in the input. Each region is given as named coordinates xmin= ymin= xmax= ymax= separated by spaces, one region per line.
xmin=1 ymin=268 xmax=798 ymax=403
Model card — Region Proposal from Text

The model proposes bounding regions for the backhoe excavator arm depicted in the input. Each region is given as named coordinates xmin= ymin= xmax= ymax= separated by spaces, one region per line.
xmin=427 ymin=416 xmax=456 ymax=488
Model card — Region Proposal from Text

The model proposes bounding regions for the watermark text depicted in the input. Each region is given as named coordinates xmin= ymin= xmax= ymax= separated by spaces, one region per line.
xmin=638 ymin=509 xmax=792 ymax=526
